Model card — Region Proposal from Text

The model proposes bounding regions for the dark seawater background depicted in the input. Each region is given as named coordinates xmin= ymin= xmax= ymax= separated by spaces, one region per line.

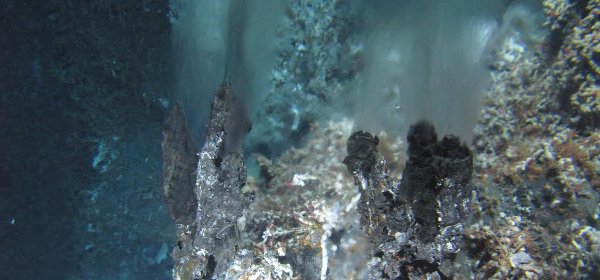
xmin=0 ymin=1 xmax=174 ymax=279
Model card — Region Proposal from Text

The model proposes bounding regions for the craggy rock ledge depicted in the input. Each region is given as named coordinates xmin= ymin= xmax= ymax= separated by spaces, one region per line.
xmin=344 ymin=121 xmax=473 ymax=279
xmin=163 ymin=83 xmax=252 ymax=280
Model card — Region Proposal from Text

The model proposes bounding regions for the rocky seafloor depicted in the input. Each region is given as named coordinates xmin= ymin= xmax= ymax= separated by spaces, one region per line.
xmin=162 ymin=1 xmax=600 ymax=279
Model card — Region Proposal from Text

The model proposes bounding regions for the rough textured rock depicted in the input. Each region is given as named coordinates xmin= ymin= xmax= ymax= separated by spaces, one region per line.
xmin=343 ymin=130 xmax=380 ymax=174
xmin=344 ymin=121 xmax=473 ymax=279
xmin=162 ymin=103 xmax=198 ymax=225
xmin=167 ymin=83 xmax=253 ymax=280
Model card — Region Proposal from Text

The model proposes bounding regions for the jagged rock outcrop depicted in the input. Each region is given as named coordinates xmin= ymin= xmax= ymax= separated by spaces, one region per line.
xmin=163 ymin=82 xmax=252 ymax=280
xmin=162 ymin=103 xmax=198 ymax=225
xmin=344 ymin=121 xmax=473 ymax=279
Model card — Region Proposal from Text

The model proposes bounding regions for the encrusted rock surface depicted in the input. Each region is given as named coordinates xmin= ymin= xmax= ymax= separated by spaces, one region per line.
xmin=166 ymin=83 xmax=253 ymax=279
xmin=162 ymin=104 xmax=198 ymax=225
xmin=468 ymin=1 xmax=600 ymax=278
xmin=344 ymin=121 xmax=473 ymax=279
xmin=162 ymin=1 xmax=600 ymax=279
xmin=246 ymin=0 xmax=361 ymax=157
